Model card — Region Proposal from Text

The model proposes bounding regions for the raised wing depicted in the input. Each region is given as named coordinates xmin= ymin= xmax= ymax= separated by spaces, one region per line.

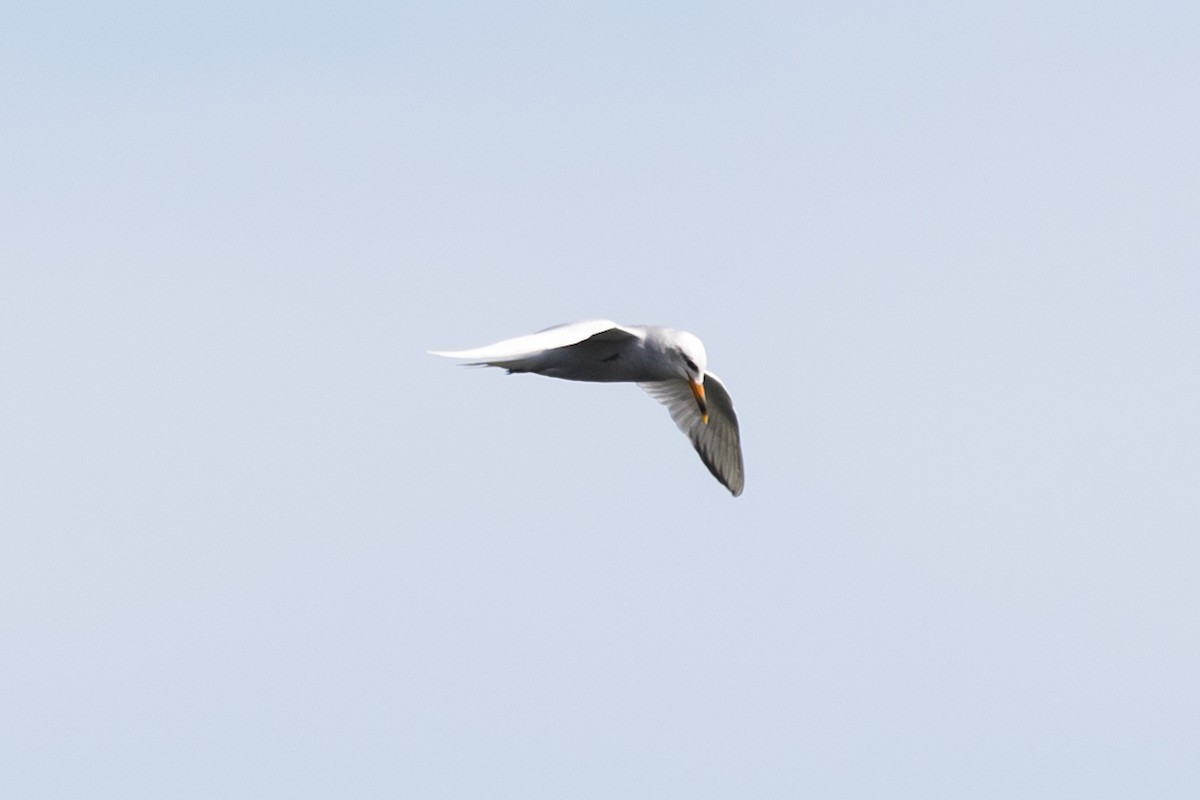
xmin=429 ymin=320 xmax=640 ymax=362
xmin=639 ymin=372 xmax=744 ymax=496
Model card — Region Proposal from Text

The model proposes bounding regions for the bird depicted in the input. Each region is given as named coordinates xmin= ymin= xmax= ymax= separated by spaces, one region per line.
xmin=432 ymin=316 xmax=739 ymax=494
xmin=429 ymin=320 xmax=744 ymax=496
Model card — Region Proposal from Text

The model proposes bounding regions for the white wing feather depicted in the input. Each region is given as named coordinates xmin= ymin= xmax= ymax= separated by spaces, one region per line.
xmin=429 ymin=320 xmax=639 ymax=360
xmin=639 ymin=372 xmax=744 ymax=496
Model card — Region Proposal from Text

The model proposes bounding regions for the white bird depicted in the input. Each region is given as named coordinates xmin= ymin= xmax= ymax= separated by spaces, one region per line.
xmin=429 ymin=320 xmax=744 ymax=496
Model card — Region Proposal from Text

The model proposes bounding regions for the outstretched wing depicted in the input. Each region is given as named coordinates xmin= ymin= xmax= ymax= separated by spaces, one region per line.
xmin=639 ymin=372 xmax=744 ymax=496
xmin=429 ymin=320 xmax=640 ymax=364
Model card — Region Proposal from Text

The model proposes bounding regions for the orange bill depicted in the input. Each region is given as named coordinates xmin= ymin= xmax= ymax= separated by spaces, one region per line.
xmin=690 ymin=378 xmax=709 ymax=424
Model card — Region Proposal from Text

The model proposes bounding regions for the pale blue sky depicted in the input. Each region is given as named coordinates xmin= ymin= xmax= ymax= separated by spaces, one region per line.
xmin=3 ymin=2 xmax=1198 ymax=798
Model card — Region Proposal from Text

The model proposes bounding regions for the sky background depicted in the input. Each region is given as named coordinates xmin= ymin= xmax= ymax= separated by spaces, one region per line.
xmin=3 ymin=1 xmax=1198 ymax=797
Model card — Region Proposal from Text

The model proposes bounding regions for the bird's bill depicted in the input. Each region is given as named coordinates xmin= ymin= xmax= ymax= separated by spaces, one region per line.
xmin=690 ymin=378 xmax=709 ymax=423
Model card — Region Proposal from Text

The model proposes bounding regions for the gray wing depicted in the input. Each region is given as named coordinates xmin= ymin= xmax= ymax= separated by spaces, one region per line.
xmin=429 ymin=320 xmax=640 ymax=364
xmin=639 ymin=372 xmax=744 ymax=496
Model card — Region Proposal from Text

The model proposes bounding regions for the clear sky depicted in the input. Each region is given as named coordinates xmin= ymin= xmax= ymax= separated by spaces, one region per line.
xmin=3 ymin=2 xmax=1198 ymax=797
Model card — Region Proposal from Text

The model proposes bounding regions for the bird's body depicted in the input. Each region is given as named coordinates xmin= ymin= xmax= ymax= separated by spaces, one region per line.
xmin=430 ymin=320 xmax=745 ymax=496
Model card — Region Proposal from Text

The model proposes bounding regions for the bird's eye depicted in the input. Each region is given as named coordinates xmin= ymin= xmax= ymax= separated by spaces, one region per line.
xmin=684 ymin=357 xmax=698 ymax=372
